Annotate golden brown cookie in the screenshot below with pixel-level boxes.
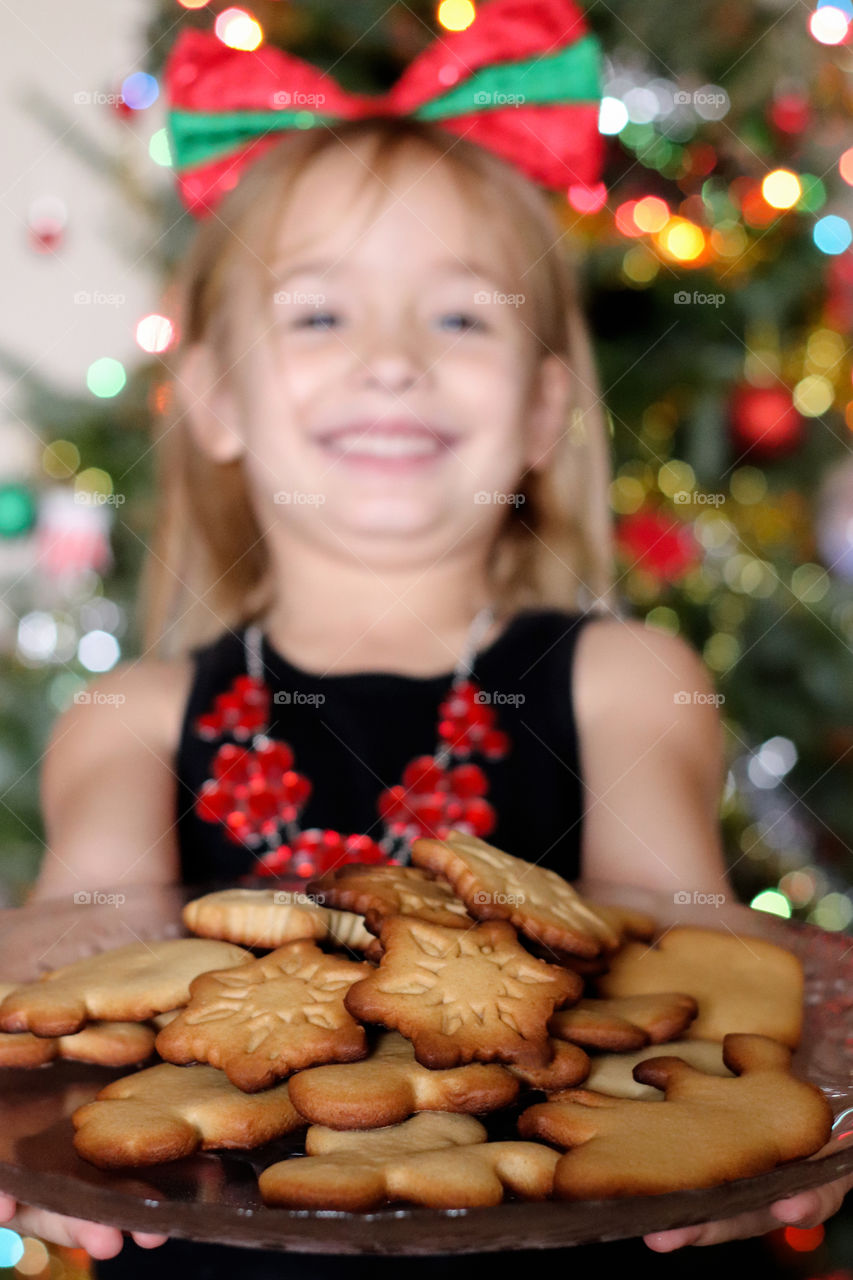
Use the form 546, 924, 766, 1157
155, 940, 371, 1091
344, 916, 581, 1070
518, 1033, 832, 1198
258, 1112, 559, 1209
584, 1039, 732, 1100
72, 1062, 305, 1168
587, 901, 657, 943
596, 927, 804, 1047
182, 888, 373, 952
548, 994, 698, 1051
0, 940, 252, 1037
287, 1030, 520, 1128
507, 1039, 591, 1092
411, 831, 620, 958
0, 982, 157, 1067
307, 864, 472, 934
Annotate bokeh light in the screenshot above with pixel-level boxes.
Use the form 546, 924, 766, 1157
437, 0, 476, 30
761, 169, 801, 209
121, 72, 159, 111
78, 630, 121, 674
809, 5, 850, 42
813, 214, 852, 254
86, 358, 126, 399
598, 96, 629, 134
136, 314, 175, 354
658, 217, 705, 261
215, 7, 264, 50
750, 889, 791, 918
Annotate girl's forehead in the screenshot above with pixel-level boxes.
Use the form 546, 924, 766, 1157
270, 142, 506, 279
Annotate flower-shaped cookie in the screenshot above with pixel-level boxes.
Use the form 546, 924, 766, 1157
344, 917, 581, 1069
411, 831, 620, 958
307, 864, 472, 934
155, 940, 370, 1091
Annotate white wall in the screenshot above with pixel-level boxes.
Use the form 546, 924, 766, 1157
0, 0, 167, 406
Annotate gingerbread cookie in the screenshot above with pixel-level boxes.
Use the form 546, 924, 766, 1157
307, 864, 472, 934
518, 1033, 832, 1198
597, 927, 804, 1047
548, 994, 698, 1051
259, 1112, 558, 1210
182, 888, 373, 952
411, 831, 620, 958
0, 980, 158, 1068
507, 1039, 591, 1092
73, 1062, 305, 1168
584, 1039, 731, 1100
288, 1030, 520, 1127
344, 917, 581, 1070
155, 940, 370, 1091
0, 940, 252, 1037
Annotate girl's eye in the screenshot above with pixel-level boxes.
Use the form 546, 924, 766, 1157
438, 312, 484, 333
293, 311, 340, 329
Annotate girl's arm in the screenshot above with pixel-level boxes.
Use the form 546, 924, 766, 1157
27, 658, 193, 904
573, 618, 731, 896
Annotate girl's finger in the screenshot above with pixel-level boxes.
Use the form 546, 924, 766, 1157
643, 1225, 703, 1251
770, 1185, 844, 1229
0, 1195, 16, 1222
131, 1232, 169, 1248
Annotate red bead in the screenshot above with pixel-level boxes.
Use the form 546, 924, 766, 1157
444, 798, 465, 823
293, 829, 325, 852
246, 786, 278, 821
255, 739, 295, 775
281, 771, 311, 808
462, 797, 495, 836
343, 834, 385, 863
256, 844, 292, 875
225, 810, 252, 841
448, 764, 488, 797
481, 729, 509, 759
212, 744, 253, 782
410, 792, 446, 827
195, 783, 230, 823
378, 785, 410, 821
401, 756, 445, 793
194, 712, 223, 739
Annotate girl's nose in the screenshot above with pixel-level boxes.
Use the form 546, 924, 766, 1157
358, 342, 423, 394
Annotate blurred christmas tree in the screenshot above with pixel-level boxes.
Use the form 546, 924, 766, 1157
2, 0, 853, 934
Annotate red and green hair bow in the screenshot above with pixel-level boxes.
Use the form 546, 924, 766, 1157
164, 0, 604, 218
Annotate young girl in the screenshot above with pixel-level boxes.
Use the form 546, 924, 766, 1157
2, 80, 850, 1280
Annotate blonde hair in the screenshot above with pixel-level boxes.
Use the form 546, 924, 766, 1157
142, 117, 618, 657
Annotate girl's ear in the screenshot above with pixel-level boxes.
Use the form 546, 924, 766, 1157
174, 342, 245, 464
524, 353, 573, 473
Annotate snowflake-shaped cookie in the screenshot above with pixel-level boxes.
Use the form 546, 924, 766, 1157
344, 917, 581, 1069
411, 831, 621, 958
155, 940, 370, 1091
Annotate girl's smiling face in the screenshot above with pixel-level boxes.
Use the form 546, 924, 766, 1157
195, 135, 570, 568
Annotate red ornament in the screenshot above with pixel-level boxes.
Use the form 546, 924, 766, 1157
617, 509, 700, 582
729, 384, 803, 456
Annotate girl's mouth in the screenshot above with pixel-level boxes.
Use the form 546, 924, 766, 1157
313, 420, 459, 471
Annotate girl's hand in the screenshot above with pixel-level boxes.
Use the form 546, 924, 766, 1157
643, 1170, 853, 1250
0, 1193, 168, 1259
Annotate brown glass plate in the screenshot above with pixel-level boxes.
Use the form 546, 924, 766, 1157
0, 880, 851, 1254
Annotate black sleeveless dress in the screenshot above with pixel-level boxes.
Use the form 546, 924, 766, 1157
96, 607, 777, 1279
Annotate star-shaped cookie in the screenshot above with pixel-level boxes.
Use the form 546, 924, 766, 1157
307, 864, 472, 934
155, 940, 370, 1091
343, 917, 581, 1069
411, 831, 621, 958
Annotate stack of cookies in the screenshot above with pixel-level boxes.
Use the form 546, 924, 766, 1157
0, 833, 833, 1211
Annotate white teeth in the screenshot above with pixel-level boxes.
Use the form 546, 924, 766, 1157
322, 432, 442, 457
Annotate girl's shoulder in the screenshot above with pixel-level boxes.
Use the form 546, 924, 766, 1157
72, 655, 196, 757
573, 614, 718, 724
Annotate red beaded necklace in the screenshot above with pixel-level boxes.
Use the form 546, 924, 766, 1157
192, 606, 512, 880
